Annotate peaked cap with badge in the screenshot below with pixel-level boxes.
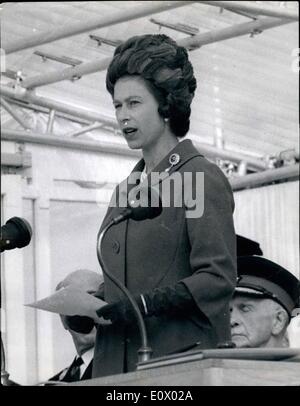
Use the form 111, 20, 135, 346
235, 255, 300, 316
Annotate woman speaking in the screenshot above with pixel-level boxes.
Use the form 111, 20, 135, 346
79, 34, 237, 377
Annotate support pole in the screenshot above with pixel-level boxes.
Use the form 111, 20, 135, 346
230, 164, 299, 191
3, 1, 193, 54
200, 1, 299, 21
46, 109, 56, 133
0, 97, 32, 130
20, 16, 295, 89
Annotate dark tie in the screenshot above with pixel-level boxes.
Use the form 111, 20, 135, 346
62, 356, 84, 382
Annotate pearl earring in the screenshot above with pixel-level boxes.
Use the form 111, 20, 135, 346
164, 117, 169, 123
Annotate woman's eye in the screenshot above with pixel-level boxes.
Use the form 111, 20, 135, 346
114, 104, 121, 110
129, 100, 139, 106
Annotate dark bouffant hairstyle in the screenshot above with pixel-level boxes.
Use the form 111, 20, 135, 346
106, 34, 197, 138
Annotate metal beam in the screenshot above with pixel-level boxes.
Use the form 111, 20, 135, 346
1, 124, 267, 171
3, 98, 91, 125
149, 18, 199, 35
33, 50, 82, 67
46, 109, 56, 133
0, 97, 32, 130
0, 86, 275, 171
3, 1, 193, 54
230, 164, 299, 191
178, 16, 294, 50
20, 16, 294, 89
201, 1, 299, 20
1, 128, 141, 158
225, 8, 257, 21
66, 122, 104, 138
89, 35, 121, 48
21, 56, 112, 89
0, 85, 118, 128
1, 86, 268, 170
191, 139, 266, 171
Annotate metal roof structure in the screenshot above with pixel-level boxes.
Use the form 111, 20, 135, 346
1, 1, 299, 179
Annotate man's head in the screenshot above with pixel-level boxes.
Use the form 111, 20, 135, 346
56, 269, 103, 356
230, 256, 299, 348
230, 294, 289, 348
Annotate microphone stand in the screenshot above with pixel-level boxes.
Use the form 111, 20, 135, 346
1, 250, 10, 385
96, 217, 153, 363
1, 276, 19, 385
1, 335, 10, 385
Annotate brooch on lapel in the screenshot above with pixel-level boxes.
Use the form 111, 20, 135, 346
165, 153, 181, 173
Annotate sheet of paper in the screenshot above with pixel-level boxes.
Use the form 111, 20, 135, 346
25, 285, 107, 323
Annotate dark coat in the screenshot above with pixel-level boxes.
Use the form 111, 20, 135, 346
93, 139, 237, 377
49, 359, 93, 382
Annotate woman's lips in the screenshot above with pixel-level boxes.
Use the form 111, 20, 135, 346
123, 127, 137, 133
123, 128, 138, 137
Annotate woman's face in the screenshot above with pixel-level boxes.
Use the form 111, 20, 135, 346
113, 75, 167, 151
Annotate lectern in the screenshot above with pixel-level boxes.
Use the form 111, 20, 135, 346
67, 348, 300, 386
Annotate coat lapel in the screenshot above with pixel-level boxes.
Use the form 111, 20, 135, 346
139, 139, 203, 187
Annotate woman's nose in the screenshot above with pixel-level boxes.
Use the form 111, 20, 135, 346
117, 106, 130, 124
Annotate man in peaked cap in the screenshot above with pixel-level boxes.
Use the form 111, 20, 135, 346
230, 256, 300, 348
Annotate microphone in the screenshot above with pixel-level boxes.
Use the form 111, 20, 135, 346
0, 217, 32, 253
97, 187, 162, 363
112, 186, 162, 224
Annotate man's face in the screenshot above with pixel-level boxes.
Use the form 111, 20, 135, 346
230, 295, 275, 348
69, 328, 97, 355
60, 315, 97, 355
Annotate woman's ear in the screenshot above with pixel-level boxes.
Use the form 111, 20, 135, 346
158, 104, 169, 120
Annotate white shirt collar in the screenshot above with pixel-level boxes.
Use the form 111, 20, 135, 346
80, 347, 94, 367
78, 347, 94, 378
